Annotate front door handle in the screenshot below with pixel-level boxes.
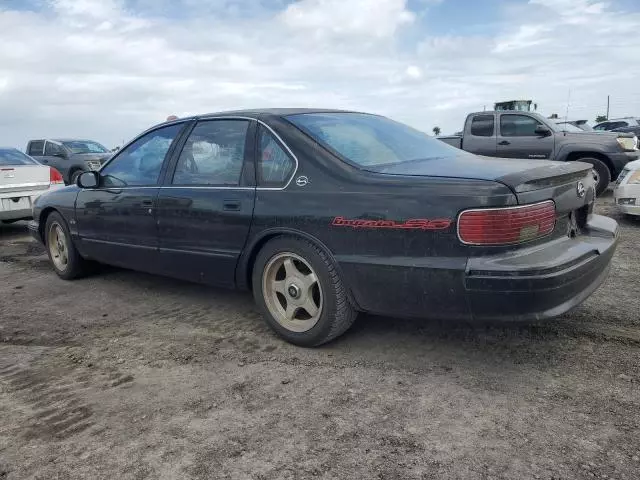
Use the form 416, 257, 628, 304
498, 140, 511, 146
141, 200, 153, 207
223, 200, 241, 211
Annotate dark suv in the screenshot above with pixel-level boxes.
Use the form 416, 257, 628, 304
26, 139, 112, 185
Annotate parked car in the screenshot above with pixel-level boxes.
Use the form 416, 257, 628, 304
30, 109, 618, 346
0, 147, 65, 223
593, 117, 640, 131
614, 159, 640, 216
612, 125, 640, 137
556, 120, 593, 131
439, 111, 639, 195
26, 138, 112, 185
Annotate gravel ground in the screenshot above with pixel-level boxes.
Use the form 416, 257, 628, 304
0, 192, 639, 480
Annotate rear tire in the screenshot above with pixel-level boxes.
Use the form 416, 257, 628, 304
252, 236, 357, 347
576, 157, 611, 196
45, 212, 89, 280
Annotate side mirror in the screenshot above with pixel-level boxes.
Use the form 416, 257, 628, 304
77, 171, 99, 189
535, 125, 551, 136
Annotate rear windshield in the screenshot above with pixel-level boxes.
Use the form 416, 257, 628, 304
286, 112, 461, 168
0, 149, 38, 166
62, 141, 108, 154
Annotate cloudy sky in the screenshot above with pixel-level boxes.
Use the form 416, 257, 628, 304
1, 0, 640, 149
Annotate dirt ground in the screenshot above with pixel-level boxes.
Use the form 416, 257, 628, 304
0, 192, 639, 480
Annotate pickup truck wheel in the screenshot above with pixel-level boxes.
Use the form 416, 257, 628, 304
70, 170, 83, 185
576, 157, 610, 195
252, 236, 357, 347
45, 212, 89, 280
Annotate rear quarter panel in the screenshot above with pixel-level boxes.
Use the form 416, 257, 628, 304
243, 117, 517, 318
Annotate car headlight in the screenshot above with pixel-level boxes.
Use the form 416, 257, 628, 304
627, 170, 640, 184
617, 136, 638, 151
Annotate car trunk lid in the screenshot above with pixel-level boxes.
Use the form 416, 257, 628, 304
0, 165, 51, 195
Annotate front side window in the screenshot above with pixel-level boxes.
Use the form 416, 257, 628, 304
286, 112, 462, 169
0, 149, 38, 166
257, 125, 295, 186
470, 115, 494, 137
100, 123, 183, 187
62, 140, 109, 154
28, 141, 44, 156
500, 115, 542, 137
45, 142, 64, 156
172, 120, 249, 186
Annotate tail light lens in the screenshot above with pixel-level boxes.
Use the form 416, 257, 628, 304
49, 167, 64, 184
458, 200, 556, 246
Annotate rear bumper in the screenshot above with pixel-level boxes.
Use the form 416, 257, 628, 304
464, 214, 617, 321
339, 214, 618, 321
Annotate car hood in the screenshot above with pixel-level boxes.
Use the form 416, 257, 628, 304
558, 130, 633, 141
368, 154, 592, 193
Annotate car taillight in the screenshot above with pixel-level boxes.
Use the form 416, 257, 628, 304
49, 167, 64, 184
458, 200, 556, 246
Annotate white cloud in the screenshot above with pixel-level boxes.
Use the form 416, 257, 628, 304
0, 0, 639, 148
279, 0, 415, 39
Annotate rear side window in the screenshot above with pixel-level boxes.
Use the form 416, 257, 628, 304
470, 115, 494, 137
257, 125, 295, 187
0, 149, 38, 166
500, 114, 541, 137
610, 121, 628, 129
28, 141, 44, 156
172, 120, 249, 186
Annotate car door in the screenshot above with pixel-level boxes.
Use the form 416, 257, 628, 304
463, 114, 497, 156
496, 114, 555, 159
41, 141, 69, 178
155, 118, 256, 287
75, 122, 186, 272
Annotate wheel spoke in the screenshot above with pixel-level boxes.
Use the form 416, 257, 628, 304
301, 297, 319, 317
273, 280, 286, 295
283, 258, 297, 278
301, 272, 318, 291
284, 303, 297, 320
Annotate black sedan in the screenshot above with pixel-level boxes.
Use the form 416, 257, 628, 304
30, 109, 618, 346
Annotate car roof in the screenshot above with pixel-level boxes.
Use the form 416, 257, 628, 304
196, 107, 363, 119
51, 138, 97, 142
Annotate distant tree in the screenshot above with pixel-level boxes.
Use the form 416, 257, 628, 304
432, 126, 441, 136
595, 115, 608, 123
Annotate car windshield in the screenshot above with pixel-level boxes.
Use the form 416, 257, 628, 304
0, 148, 38, 166
286, 112, 463, 168
62, 140, 108, 154
555, 122, 585, 133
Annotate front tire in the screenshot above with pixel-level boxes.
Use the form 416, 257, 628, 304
70, 170, 83, 186
45, 212, 88, 280
252, 237, 357, 347
577, 157, 611, 196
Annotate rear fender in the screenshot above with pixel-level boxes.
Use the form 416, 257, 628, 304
236, 227, 362, 310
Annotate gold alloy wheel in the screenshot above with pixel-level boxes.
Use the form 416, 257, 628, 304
261, 252, 323, 333
48, 223, 69, 272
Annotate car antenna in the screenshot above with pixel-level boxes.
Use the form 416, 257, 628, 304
563, 89, 571, 134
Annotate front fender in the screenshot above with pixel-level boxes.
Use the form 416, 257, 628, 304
554, 142, 614, 162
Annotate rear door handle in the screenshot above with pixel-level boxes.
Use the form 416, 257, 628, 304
223, 200, 241, 211
498, 140, 511, 146
141, 200, 153, 207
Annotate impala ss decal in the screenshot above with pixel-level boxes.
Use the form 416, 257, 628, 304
331, 216, 452, 230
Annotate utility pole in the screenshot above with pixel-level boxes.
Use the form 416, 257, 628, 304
606, 95, 610, 119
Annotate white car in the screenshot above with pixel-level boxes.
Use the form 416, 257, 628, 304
614, 159, 640, 216
0, 147, 65, 224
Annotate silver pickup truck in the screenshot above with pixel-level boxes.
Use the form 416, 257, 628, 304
439, 111, 639, 195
